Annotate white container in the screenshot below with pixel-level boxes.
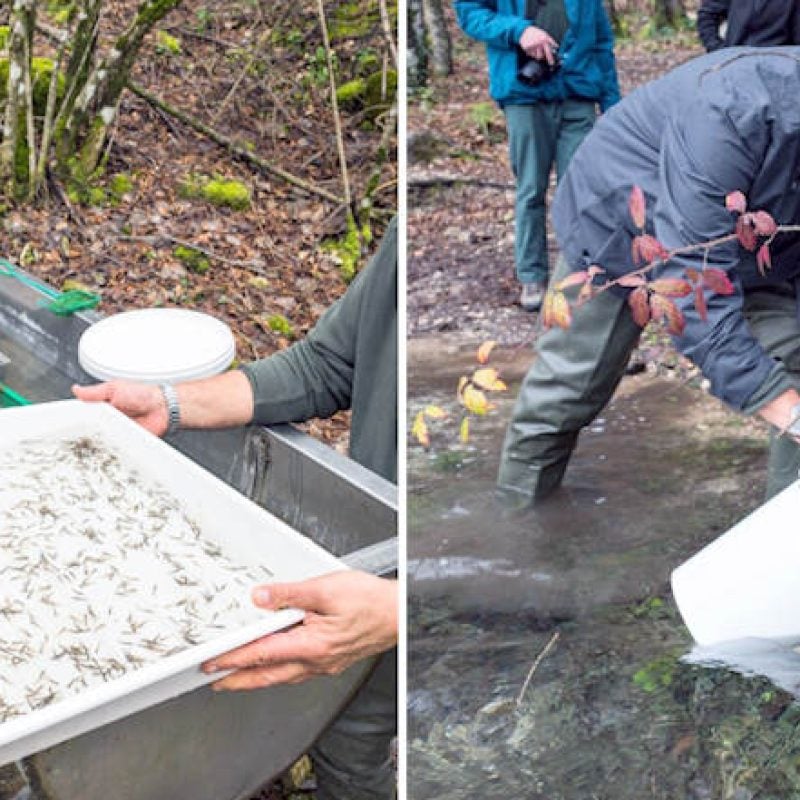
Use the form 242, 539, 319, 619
671, 480, 800, 645
78, 308, 235, 383
0, 399, 344, 766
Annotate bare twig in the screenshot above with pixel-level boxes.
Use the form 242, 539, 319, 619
379, 0, 398, 67
118, 234, 268, 274
515, 630, 560, 707
128, 81, 343, 205
315, 0, 353, 213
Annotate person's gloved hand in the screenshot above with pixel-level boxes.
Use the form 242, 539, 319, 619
72, 381, 168, 436
202, 570, 398, 690
519, 25, 557, 64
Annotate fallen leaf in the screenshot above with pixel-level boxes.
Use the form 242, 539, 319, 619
459, 417, 470, 444
472, 368, 507, 392
476, 341, 497, 365
411, 411, 430, 447
424, 405, 448, 420
461, 384, 491, 416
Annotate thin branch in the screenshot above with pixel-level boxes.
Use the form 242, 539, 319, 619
118, 234, 268, 274
516, 631, 560, 707
378, 0, 398, 67
315, 0, 353, 211
128, 81, 344, 206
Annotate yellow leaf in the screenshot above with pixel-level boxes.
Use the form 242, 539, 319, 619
476, 340, 497, 365
460, 417, 470, 444
411, 411, 430, 447
461, 384, 491, 416
424, 405, 448, 420
472, 368, 507, 393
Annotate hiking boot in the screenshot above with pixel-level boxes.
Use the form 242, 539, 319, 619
520, 281, 546, 312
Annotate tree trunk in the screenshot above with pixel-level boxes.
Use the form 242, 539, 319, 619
57, 0, 182, 179
407, 0, 428, 88
652, 0, 686, 28
0, 0, 36, 198
423, 0, 452, 77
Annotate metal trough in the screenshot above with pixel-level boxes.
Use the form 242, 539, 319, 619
0, 268, 397, 800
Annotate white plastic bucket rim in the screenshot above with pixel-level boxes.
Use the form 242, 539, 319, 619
78, 308, 235, 384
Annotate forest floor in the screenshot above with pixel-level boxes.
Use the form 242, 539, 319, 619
1, 0, 397, 451
408, 13, 703, 379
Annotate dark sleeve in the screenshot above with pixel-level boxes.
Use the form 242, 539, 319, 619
652, 105, 783, 411
454, 0, 531, 50
241, 249, 372, 425
696, 0, 730, 51
595, 4, 621, 112
793, 2, 800, 44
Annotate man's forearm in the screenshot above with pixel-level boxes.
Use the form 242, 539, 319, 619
174, 370, 255, 430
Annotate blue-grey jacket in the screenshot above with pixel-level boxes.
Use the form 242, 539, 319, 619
552, 48, 800, 412
454, 0, 620, 110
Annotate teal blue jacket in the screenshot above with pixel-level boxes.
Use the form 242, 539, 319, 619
454, 0, 621, 110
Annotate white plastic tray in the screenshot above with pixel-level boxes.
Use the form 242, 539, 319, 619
0, 399, 344, 766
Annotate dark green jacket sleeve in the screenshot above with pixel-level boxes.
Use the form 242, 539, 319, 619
240, 219, 398, 482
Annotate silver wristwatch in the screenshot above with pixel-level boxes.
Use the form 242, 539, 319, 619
160, 383, 181, 436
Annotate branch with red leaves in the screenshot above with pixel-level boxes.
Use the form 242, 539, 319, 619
542, 187, 800, 336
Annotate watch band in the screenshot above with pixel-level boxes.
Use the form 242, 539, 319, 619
160, 383, 181, 436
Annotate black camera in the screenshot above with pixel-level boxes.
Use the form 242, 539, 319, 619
517, 46, 561, 87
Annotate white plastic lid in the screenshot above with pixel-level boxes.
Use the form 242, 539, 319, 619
78, 308, 236, 384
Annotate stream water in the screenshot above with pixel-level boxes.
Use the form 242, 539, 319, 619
408, 342, 800, 800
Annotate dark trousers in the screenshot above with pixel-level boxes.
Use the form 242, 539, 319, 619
504, 100, 596, 285
311, 649, 397, 800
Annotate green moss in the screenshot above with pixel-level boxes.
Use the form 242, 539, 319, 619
0, 26, 9, 51
364, 70, 397, 120
174, 245, 210, 274
156, 30, 181, 55
267, 314, 294, 337
109, 173, 134, 201
322, 214, 371, 282
336, 78, 366, 108
180, 174, 251, 211
0, 57, 66, 114
632, 655, 679, 693
331, 1, 397, 40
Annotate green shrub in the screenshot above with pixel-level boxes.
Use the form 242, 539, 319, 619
267, 314, 294, 337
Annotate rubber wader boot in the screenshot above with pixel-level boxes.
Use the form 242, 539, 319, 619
497, 256, 642, 504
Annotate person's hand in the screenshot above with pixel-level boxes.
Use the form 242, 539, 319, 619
202, 570, 398, 691
72, 381, 168, 436
519, 26, 556, 64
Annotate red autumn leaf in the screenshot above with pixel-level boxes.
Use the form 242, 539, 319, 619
555, 270, 588, 291
702, 268, 735, 295
751, 210, 777, 236
735, 216, 758, 251
684, 267, 700, 284
629, 185, 646, 230
618, 273, 647, 288
694, 284, 708, 322
549, 290, 572, 329
628, 286, 650, 327
649, 278, 692, 297
725, 190, 747, 215
650, 293, 685, 336
756, 243, 772, 276
637, 234, 670, 264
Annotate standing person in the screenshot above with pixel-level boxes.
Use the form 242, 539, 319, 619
497, 49, 800, 505
697, 0, 800, 52
454, 0, 620, 312
74, 219, 398, 800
